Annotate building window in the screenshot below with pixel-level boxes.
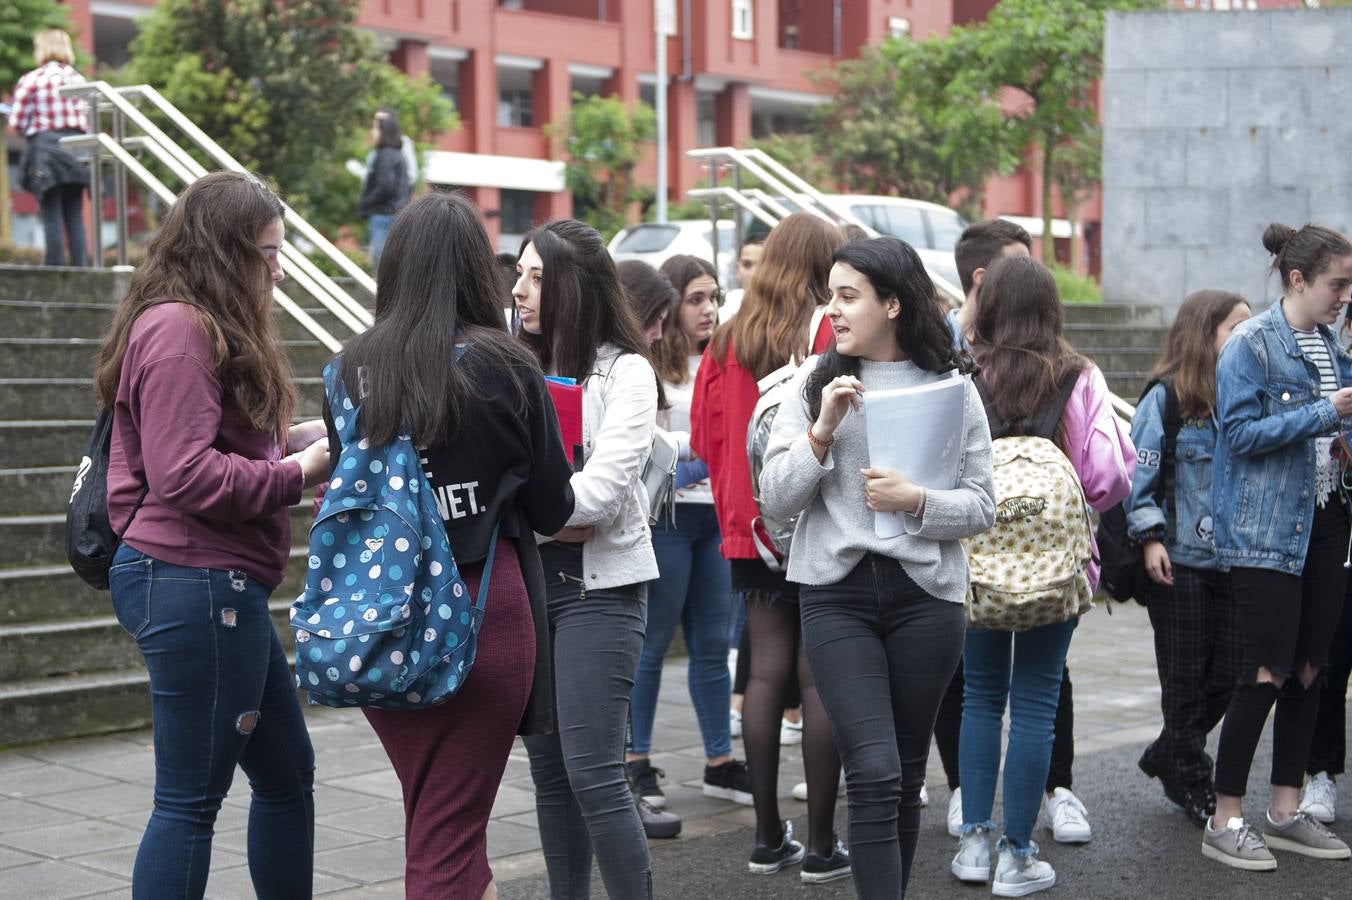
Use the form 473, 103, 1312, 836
888, 17, 911, 40
731, 0, 753, 41
697, 92, 716, 148
499, 189, 535, 241
497, 67, 535, 127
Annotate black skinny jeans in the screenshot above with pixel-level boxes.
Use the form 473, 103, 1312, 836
800, 555, 964, 900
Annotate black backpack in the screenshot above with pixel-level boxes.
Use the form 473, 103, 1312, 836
66, 410, 144, 590
1096, 378, 1180, 605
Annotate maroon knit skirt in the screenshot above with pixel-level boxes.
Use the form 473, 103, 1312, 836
363, 539, 535, 900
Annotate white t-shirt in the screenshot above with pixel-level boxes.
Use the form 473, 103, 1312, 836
1293, 327, 1339, 507
658, 356, 713, 504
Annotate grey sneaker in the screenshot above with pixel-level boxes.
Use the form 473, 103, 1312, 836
1201, 816, 1277, 871
1262, 810, 1351, 860
951, 825, 992, 883
991, 838, 1055, 897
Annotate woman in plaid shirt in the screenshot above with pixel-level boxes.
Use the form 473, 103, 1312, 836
8, 29, 89, 266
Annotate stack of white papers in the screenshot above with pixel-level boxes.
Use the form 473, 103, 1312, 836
861, 373, 968, 538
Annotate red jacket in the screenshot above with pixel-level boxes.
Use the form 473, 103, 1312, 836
691, 338, 761, 560
691, 323, 834, 561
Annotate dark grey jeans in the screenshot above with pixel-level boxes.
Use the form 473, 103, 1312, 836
800, 554, 965, 900
524, 546, 651, 899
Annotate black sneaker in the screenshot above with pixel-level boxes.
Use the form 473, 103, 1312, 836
626, 759, 667, 809
636, 795, 682, 839
748, 819, 806, 874
801, 837, 851, 884
1182, 781, 1217, 829
704, 758, 753, 806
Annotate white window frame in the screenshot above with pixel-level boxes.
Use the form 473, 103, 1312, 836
731, 0, 754, 41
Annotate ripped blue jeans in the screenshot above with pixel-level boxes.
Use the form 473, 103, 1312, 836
110, 544, 315, 899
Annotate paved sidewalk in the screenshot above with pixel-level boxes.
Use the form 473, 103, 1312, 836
0, 601, 1284, 898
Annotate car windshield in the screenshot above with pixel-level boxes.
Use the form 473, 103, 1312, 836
615, 225, 678, 254
928, 209, 967, 252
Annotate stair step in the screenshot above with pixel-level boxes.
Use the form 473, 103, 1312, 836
0, 466, 77, 516
0, 557, 310, 625
1062, 303, 1166, 327
0, 264, 133, 304
0, 299, 115, 339
1081, 348, 1166, 374
0, 506, 317, 568
0, 600, 296, 682
1065, 324, 1171, 352
0, 669, 152, 744
0, 338, 335, 380
0, 421, 91, 475
0, 377, 324, 422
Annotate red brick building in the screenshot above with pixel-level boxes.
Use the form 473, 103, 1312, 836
13, 0, 1301, 257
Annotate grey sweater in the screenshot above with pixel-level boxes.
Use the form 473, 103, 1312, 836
759, 358, 995, 603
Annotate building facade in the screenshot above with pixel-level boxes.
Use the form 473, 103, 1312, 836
9, 0, 1305, 256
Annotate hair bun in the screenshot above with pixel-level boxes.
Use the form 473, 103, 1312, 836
1262, 223, 1297, 257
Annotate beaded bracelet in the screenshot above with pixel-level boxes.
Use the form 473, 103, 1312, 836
807, 424, 833, 448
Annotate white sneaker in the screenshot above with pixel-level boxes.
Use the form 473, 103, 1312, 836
920, 783, 929, 808
1299, 771, 1337, 824
992, 839, 1056, 897
950, 825, 992, 882
1044, 787, 1092, 844
780, 717, 803, 745
791, 771, 847, 803
947, 787, 963, 838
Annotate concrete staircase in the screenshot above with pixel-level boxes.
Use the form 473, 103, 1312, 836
1063, 302, 1170, 404
0, 265, 363, 745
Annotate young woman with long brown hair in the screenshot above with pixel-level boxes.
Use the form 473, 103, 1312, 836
627, 255, 752, 821
513, 218, 661, 899
96, 172, 331, 899
953, 256, 1133, 896
1129, 290, 1251, 828
691, 212, 848, 881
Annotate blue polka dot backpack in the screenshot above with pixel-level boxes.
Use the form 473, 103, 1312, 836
290, 356, 498, 709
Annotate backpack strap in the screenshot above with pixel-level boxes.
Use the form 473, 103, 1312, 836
1028, 370, 1081, 442
975, 370, 1079, 441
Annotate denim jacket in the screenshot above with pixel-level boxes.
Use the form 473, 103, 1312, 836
1126, 381, 1223, 571
1213, 302, 1352, 574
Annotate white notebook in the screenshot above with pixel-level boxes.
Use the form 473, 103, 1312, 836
861, 372, 968, 538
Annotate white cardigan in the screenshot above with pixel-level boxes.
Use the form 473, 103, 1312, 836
565, 343, 660, 589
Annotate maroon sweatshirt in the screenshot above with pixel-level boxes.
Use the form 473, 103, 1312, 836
107, 303, 304, 588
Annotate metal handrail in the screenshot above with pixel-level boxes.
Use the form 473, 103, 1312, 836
62, 132, 343, 353
59, 80, 372, 341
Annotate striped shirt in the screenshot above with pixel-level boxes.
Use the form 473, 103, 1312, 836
8, 62, 89, 137
1293, 328, 1339, 505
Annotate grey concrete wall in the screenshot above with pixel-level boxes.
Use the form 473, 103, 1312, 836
1102, 9, 1352, 314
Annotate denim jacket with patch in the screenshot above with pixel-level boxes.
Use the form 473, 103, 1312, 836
1213, 303, 1352, 574
1126, 381, 1223, 571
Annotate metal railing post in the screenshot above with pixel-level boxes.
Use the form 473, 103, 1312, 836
111, 104, 129, 266
87, 91, 103, 269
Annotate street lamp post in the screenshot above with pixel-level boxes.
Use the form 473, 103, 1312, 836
655, 0, 674, 223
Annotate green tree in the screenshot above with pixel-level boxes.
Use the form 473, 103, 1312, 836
809, 41, 1022, 217
1, 0, 82, 243
120, 0, 455, 233
550, 93, 656, 240
947, 0, 1162, 263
